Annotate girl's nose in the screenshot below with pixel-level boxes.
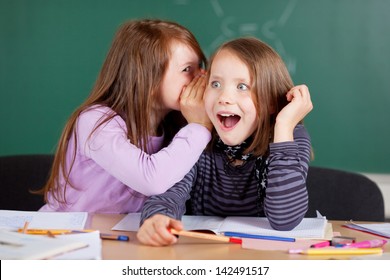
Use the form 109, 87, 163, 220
218, 90, 234, 105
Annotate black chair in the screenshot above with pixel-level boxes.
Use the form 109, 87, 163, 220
0, 154, 53, 211
305, 166, 385, 221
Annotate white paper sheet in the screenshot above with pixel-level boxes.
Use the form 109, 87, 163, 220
344, 222, 390, 238
53, 231, 102, 260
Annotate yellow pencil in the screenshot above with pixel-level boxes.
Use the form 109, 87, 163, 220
170, 229, 241, 244
17, 229, 95, 235
289, 247, 383, 255
22, 221, 30, 234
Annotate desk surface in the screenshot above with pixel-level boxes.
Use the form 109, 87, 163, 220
90, 214, 389, 260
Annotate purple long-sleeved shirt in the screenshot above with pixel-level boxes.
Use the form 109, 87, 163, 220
39, 106, 211, 213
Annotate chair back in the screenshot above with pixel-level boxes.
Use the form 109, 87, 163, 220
306, 166, 385, 221
0, 154, 53, 211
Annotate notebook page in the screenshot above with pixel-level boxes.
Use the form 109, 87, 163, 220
218, 216, 327, 239
111, 213, 141, 231
181, 216, 224, 233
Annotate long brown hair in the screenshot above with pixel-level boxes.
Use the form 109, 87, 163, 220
40, 19, 206, 203
207, 37, 294, 156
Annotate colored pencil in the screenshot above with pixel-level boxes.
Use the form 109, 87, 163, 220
223, 231, 295, 242
170, 229, 242, 244
289, 247, 383, 255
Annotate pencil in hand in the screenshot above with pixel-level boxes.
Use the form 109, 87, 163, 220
170, 229, 241, 244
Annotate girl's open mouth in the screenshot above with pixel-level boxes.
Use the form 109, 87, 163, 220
218, 113, 241, 129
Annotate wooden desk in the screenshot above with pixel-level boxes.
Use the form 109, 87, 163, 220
90, 214, 389, 260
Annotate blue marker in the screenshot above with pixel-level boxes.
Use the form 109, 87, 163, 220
100, 233, 129, 241
223, 232, 295, 242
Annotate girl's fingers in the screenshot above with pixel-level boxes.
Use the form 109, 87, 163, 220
137, 215, 182, 246
287, 85, 312, 106
180, 75, 200, 99
181, 74, 206, 100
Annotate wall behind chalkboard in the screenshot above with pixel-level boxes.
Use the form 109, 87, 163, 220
1, 0, 389, 173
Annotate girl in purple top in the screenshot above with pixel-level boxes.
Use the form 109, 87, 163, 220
39, 19, 212, 213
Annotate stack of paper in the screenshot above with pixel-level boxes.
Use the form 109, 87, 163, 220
0, 229, 88, 260
0, 210, 102, 259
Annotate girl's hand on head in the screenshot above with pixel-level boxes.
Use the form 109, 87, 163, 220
284, 84, 313, 121
274, 84, 313, 143
136, 214, 183, 246
180, 74, 213, 132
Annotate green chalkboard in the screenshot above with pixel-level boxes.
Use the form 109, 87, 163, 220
1, 0, 389, 173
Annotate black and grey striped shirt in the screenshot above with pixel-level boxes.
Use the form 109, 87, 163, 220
140, 124, 311, 231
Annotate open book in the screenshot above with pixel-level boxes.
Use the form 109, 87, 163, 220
112, 213, 328, 239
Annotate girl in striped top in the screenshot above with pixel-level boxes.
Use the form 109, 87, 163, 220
137, 37, 313, 246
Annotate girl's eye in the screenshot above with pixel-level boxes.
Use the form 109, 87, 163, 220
182, 66, 191, 72
211, 81, 221, 88
238, 83, 250, 91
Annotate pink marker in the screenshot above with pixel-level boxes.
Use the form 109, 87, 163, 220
343, 239, 387, 248
310, 241, 331, 248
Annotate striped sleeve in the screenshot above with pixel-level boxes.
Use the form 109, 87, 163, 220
139, 165, 197, 225
264, 124, 311, 231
